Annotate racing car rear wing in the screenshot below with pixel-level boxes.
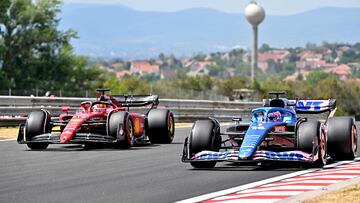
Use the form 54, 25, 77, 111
114, 95, 159, 108
289, 99, 336, 114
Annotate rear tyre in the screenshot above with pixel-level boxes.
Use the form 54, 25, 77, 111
147, 109, 175, 144
108, 112, 134, 149
297, 121, 326, 168
189, 120, 221, 169
328, 117, 357, 160
25, 111, 50, 150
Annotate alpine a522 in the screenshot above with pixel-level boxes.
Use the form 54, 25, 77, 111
18, 89, 175, 150
182, 92, 357, 168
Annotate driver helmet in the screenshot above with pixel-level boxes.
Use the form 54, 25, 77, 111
92, 103, 106, 113
268, 111, 282, 122
254, 111, 265, 122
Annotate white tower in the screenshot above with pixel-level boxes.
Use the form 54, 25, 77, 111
245, 1, 265, 84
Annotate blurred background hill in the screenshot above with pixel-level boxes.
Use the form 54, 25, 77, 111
60, 4, 360, 58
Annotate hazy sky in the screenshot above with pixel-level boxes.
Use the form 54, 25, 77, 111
63, 0, 360, 15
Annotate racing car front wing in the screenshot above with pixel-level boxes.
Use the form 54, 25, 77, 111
182, 141, 314, 163
17, 124, 117, 144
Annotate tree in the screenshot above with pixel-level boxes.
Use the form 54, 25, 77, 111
259, 43, 271, 53
322, 41, 337, 50
193, 53, 207, 61
0, 0, 102, 91
305, 42, 317, 50
266, 59, 283, 73
217, 76, 248, 100
104, 76, 151, 95
340, 51, 360, 64
306, 71, 330, 85
229, 48, 245, 58
282, 62, 296, 76
158, 53, 165, 61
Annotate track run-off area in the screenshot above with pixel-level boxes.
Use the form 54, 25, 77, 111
1, 124, 359, 203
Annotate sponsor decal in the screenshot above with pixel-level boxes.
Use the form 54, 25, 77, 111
297, 101, 324, 111
71, 118, 83, 123
63, 130, 71, 135
251, 126, 265, 130
92, 116, 103, 120
194, 151, 231, 160
246, 134, 261, 137
80, 114, 89, 119
263, 151, 305, 160
274, 125, 286, 132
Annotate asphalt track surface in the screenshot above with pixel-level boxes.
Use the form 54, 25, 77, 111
1, 123, 359, 203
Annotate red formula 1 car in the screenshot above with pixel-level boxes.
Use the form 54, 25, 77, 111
17, 89, 175, 150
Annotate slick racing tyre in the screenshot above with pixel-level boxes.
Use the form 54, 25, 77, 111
108, 111, 134, 149
147, 109, 175, 144
297, 121, 326, 168
327, 117, 357, 160
189, 119, 221, 169
25, 111, 51, 150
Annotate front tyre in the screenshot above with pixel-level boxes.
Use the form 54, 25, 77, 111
147, 109, 175, 144
189, 119, 221, 169
25, 111, 51, 150
108, 111, 134, 149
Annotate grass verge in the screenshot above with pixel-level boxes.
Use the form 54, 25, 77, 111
0, 127, 18, 140
303, 183, 360, 203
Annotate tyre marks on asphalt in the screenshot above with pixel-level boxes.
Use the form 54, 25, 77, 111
201, 160, 360, 203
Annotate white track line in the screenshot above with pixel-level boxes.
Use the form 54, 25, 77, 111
0, 139, 16, 142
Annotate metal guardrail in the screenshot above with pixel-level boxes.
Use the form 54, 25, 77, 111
0, 96, 262, 126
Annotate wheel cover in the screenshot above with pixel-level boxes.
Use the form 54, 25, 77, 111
168, 115, 174, 138
128, 120, 134, 146
319, 130, 327, 165
352, 125, 358, 153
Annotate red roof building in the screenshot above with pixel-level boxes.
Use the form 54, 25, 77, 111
160, 69, 177, 79
258, 50, 290, 63
296, 60, 327, 69
325, 64, 352, 78
257, 50, 290, 72
116, 70, 131, 78
187, 61, 213, 76
130, 61, 160, 76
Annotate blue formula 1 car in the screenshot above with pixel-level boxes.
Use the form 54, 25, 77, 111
182, 92, 358, 168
